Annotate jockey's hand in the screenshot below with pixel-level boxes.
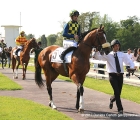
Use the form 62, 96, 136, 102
74, 35, 79, 41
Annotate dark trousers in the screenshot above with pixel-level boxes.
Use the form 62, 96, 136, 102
126, 66, 130, 76
109, 73, 123, 111
98, 64, 105, 74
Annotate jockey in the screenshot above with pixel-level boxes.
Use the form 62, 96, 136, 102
15, 31, 28, 56
60, 10, 81, 61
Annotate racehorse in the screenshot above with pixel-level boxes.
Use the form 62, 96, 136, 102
0, 48, 7, 69
35, 25, 107, 113
11, 38, 38, 80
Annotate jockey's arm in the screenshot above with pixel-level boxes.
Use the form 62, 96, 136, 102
62, 23, 74, 38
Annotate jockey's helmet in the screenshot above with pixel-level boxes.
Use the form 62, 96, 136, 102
111, 39, 121, 48
20, 31, 25, 35
69, 10, 79, 17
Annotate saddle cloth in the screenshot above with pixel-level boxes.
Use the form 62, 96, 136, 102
51, 47, 73, 63
13, 49, 21, 56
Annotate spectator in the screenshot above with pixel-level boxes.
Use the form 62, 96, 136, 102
5, 46, 12, 68
125, 48, 133, 78
31, 41, 43, 65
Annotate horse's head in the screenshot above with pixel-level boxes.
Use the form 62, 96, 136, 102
25, 38, 38, 49
79, 25, 108, 52
92, 24, 107, 51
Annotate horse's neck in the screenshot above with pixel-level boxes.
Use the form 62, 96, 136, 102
22, 45, 32, 54
78, 42, 92, 58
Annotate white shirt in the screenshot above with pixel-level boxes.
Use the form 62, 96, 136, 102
126, 53, 133, 60
94, 51, 134, 73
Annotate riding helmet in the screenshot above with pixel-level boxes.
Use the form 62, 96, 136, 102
69, 10, 79, 17
111, 39, 121, 47
20, 31, 25, 35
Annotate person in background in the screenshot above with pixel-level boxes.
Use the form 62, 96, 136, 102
60, 10, 81, 62
94, 39, 135, 114
0, 39, 7, 49
5, 46, 12, 68
15, 31, 28, 56
132, 48, 140, 71
125, 48, 133, 78
31, 41, 43, 65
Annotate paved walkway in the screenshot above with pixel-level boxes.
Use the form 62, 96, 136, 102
0, 68, 140, 120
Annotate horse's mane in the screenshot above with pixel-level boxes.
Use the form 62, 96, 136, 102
22, 40, 30, 50
79, 28, 97, 41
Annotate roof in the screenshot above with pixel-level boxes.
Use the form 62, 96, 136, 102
1, 25, 22, 27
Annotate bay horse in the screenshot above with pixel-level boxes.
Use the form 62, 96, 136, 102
0, 47, 7, 69
35, 25, 107, 113
11, 38, 38, 80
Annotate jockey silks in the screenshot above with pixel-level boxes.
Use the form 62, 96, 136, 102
15, 36, 27, 45
63, 21, 80, 40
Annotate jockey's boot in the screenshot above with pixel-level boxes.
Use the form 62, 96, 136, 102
60, 46, 77, 61
15, 48, 21, 56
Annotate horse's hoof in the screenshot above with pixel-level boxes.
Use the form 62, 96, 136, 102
49, 102, 51, 107
78, 109, 84, 113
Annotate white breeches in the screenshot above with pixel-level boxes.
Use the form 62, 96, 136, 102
63, 40, 78, 49
17, 45, 23, 49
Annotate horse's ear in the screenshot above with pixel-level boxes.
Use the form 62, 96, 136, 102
100, 24, 102, 29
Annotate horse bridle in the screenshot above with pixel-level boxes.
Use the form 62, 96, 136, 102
82, 29, 105, 50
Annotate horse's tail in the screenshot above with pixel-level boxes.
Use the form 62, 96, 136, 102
35, 60, 44, 88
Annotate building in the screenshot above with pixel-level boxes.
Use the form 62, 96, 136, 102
1, 25, 22, 47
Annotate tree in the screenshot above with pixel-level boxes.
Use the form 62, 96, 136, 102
47, 34, 57, 46
54, 32, 63, 47
41, 35, 47, 48
25, 34, 35, 40
116, 16, 140, 50
78, 12, 100, 33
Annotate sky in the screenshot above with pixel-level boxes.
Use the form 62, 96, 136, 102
0, 0, 140, 38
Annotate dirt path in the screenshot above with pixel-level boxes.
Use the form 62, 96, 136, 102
0, 68, 140, 120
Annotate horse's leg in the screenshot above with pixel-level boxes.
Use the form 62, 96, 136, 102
22, 63, 25, 80
78, 83, 84, 113
14, 58, 20, 79
76, 85, 80, 110
43, 68, 59, 109
22, 63, 28, 80
12, 56, 16, 79
71, 75, 85, 113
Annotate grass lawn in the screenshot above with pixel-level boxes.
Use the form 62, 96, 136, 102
27, 66, 140, 104
0, 72, 22, 90
0, 96, 72, 120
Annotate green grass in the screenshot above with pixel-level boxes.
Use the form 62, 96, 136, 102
27, 66, 140, 104
0, 96, 72, 120
0, 73, 22, 90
